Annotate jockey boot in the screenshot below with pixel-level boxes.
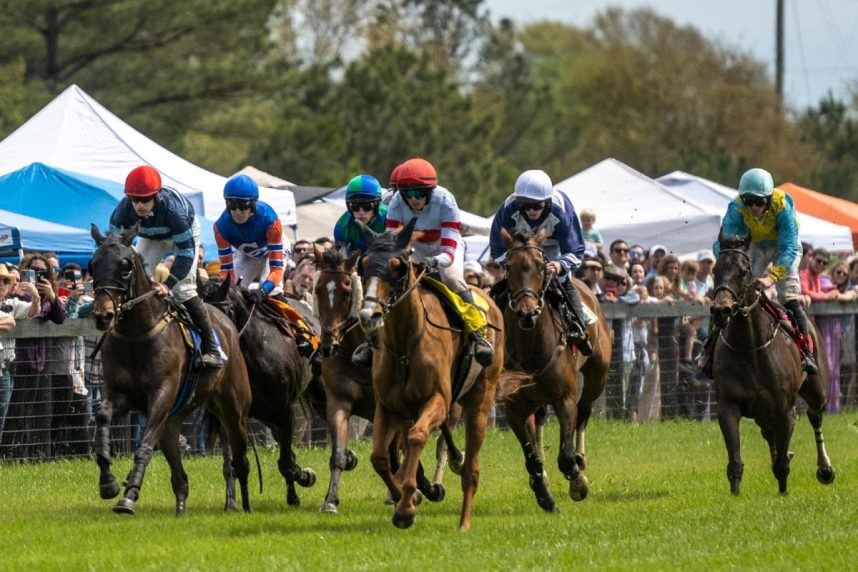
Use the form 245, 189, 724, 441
351, 332, 376, 368
562, 282, 593, 356
785, 300, 819, 375
696, 316, 718, 380
457, 288, 495, 367
183, 296, 224, 369
295, 334, 315, 359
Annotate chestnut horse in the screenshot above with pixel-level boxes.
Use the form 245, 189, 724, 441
499, 229, 611, 511
89, 226, 252, 515
200, 278, 318, 506
712, 236, 835, 494
356, 220, 505, 531
312, 245, 451, 513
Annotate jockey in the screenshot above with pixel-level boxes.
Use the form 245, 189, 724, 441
700, 167, 818, 376
489, 169, 592, 355
333, 174, 388, 255
351, 158, 495, 368
213, 175, 313, 358
109, 165, 223, 368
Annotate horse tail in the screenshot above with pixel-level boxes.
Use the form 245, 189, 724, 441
249, 431, 263, 495
495, 370, 534, 402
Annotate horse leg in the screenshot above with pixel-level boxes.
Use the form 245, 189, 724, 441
221, 408, 251, 512
717, 401, 743, 495
113, 394, 173, 514
507, 398, 556, 512
321, 403, 351, 513
370, 405, 403, 507
393, 394, 446, 529
578, 355, 610, 469
218, 420, 237, 512
159, 418, 189, 516
458, 391, 491, 531
435, 403, 464, 481
277, 415, 300, 507
799, 373, 836, 484
94, 396, 125, 500
554, 395, 588, 502
771, 413, 794, 494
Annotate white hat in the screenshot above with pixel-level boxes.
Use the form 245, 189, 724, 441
514, 169, 553, 201
697, 249, 715, 262
648, 244, 667, 257
463, 261, 483, 274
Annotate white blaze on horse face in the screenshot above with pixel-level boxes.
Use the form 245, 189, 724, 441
359, 277, 379, 323
326, 280, 335, 309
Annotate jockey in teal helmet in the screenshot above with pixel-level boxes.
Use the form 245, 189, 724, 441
333, 174, 388, 255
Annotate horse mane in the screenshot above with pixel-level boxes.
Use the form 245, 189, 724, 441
364, 233, 402, 278
719, 234, 749, 252
320, 246, 348, 268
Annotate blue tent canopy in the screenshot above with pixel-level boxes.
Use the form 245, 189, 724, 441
0, 162, 218, 265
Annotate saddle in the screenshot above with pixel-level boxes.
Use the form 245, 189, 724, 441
258, 295, 320, 353
759, 295, 814, 354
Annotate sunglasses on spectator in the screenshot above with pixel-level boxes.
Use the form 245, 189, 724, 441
629, 251, 644, 258
401, 187, 431, 200
348, 201, 378, 213
293, 247, 308, 254
612, 247, 630, 254
129, 196, 155, 204
63, 271, 82, 280
741, 195, 768, 208
226, 199, 254, 211
814, 257, 829, 264
0, 278, 10, 285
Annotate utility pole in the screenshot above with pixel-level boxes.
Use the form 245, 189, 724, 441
776, 0, 785, 101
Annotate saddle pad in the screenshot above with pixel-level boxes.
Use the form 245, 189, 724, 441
264, 298, 320, 350
170, 323, 226, 417
760, 297, 812, 353
422, 277, 488, 335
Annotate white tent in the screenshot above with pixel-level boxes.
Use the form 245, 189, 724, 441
0, 85, 297, 225
555, 159, 723, 254
658, 171, 854, 252
295, 201, 345, 241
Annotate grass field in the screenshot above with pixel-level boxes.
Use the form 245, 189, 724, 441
1, 412, 857, 571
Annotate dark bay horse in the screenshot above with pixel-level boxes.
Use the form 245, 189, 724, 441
499, 229, 612, 511
712, 236, 835, 494
356, 220, 507, 531
312, 245, 449, 513
200, 278, 318, 506
89, 226, 252, 515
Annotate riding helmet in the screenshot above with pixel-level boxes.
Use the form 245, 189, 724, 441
346, 174, 382, 201
124, 166, 162, 198
738, 168, 774, 198
224, 174, 260, 201
514, 169, 553, 201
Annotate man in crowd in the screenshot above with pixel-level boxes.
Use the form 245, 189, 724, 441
694, 250, 715, 299
608, 239, 631, 271
645, 245, 667, 280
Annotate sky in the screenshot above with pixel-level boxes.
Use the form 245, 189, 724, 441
486, 0, 858, 110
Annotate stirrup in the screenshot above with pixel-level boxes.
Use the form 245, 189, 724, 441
472, 335, 495, 367
801, 352, 819, 375
201, 351, 224, 369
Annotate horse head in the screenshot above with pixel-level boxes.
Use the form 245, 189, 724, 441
89, 223, 141, 330
313, 245, 361, 357
356, 217, 418, 333
712, 234, 754, 328
200, 274, 236, 317
500, 227, 549, 330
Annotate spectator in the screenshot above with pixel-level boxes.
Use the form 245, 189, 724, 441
848, 258, 858, 290
463, 261, 484, 288
289, 257, 316, 304
827, 262, 856, 413
629, 244, 646, 264
799, 241, 814, 271
292, 240, 311, 266
581, 258, 604, 299
801, 249, 841, 413
0, 264, 36, 441
1, 254, 65, 459
657, 255, 692, 301
645, 245, 667, 280
680, 260, 706, 303
314, 236, 334, 252
579, 208, 603, 252
603, 265, 639, 419
646, 275, 673, 304
800, 248, 838, 302
629, 261, 647, 287
695, 250, 716, 300
608, 240, 631, 270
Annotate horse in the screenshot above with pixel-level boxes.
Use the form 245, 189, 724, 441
712, 235, 835, 494
356, 219, 507, 531
89, 225, 253, 515
498, 229, 612, 511
312, 244, 452, 513
200, 277, 318, 506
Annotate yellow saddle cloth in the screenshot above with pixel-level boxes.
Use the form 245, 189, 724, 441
264, 298, 320, 350
422, 277, 488, 336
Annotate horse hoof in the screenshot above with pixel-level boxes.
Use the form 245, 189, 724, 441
449, 454, 465, 476
320, 502, 339, 514
113, 498, 136, 515
287, 491, 300, 507
298, 468, 317, 488
344, 450, 359, 471
413, 489, 424, 506
224, 501, 239, 512
569, 474, 589, 502
427, 484, 446, 503
816, 466, 836, 485
100, 478, 120, 500
529, 476, 557, 513
176, 500, 186, 517
392, 511, 415, 529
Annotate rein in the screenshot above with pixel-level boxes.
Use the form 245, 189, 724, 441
505, 245, 550, 314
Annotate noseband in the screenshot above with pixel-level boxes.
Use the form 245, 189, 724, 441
713, 248, 760, 318
505, 245, 549, 314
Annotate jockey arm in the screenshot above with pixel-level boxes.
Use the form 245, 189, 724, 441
712, 200, 750, 257
771, 202, 800, 282
214, 223, 235, 283
262, 218, 285, 294
489, 200, 513, 263
163, 211, 195, 290
555, 193, 585, 277
435, 193, 461, 268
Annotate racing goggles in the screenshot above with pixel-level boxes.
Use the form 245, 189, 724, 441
515, 198, 548, 212
226, 199, 255, 212
400, 186, 432, 200
347, 200, 379, 213
740, 194, 769, 208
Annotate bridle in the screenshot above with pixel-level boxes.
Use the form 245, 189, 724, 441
364, 255, 426, 318
505, 245, 550, 315
315, 267, 361, 349
712, 248, 760, 318
92, 255, 159, 323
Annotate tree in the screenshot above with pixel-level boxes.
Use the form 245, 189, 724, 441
799, 92, 858, 200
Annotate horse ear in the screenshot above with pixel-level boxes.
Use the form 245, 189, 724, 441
500, 227, 514, 248
345, 250, 360, 272
355, 220, 381, 247
533, 227, 549, 245
90, 224, 105, 247
395, 217, 418, 251
312, 243, 325, 263
121, 223, 139, 247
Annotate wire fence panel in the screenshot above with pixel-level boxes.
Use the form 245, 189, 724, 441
1, 300, 855, 462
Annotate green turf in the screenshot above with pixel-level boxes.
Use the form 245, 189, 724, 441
1, 412, 856, 571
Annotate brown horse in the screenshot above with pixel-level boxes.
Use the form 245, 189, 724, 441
312, 245, 452, 513
89, 226, 253, 515
498, 229, 611, 511
356, 220, 505, 531
712, 236, 835, 494
200, 277, 318, 506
